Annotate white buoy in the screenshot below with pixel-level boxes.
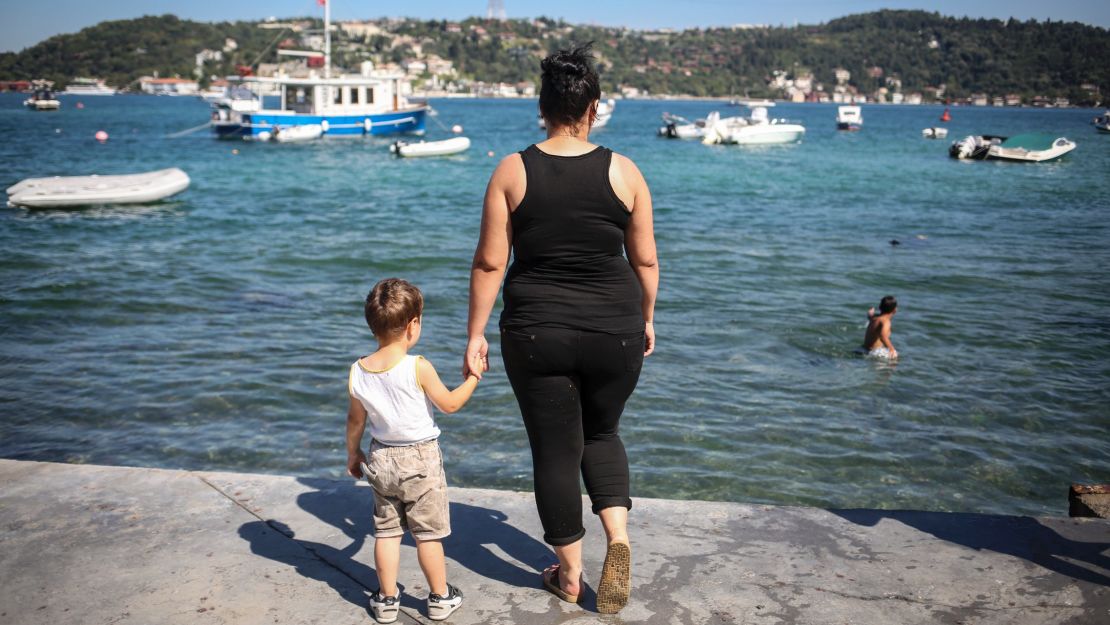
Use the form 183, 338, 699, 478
95, 130, 108, 142
452, 124, 463, 134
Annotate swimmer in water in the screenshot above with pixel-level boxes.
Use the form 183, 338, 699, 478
861, 296, 898, 359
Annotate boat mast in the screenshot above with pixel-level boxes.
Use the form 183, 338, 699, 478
324, 0, 331, 79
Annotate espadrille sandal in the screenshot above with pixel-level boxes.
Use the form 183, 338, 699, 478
541, 564, 582, 603
596, 540, 631, 614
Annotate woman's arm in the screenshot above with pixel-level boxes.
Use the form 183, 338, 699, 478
465, 155, 520, 375
616, 155, 659, 356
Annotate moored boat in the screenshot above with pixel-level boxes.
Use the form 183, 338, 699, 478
836, 105, 862, 131
24, 80, 60, 111
6, 168, 190, 208
210, 1, 426, 140
1093, 111, 1110, 134
922, 127, 949, 139
658, 113, 706, 139
389, 136, 471, 157
539, 98, 615, 129
702, 105, 806, 145
266, 124, 323, 143
63, 78, 117, 96
949, 135, 1006, 159
987, 133, 1076, 162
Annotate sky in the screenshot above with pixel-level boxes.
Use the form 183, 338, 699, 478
3, 0, 1109, 53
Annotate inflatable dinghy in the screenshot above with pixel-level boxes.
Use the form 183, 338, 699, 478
6, 168, 190, 208
390, 136, 471, 157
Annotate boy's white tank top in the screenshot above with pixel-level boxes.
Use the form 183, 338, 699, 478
349, 354, 440, 446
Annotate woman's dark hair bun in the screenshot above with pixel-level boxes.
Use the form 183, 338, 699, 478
539, 43, 602, 131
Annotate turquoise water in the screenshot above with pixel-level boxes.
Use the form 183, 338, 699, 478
1, 93, 1107, 517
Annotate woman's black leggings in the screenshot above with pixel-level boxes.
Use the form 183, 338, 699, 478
500, 326, 644, 546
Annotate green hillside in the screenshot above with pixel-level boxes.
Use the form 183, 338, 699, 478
1, 10, 1106, 103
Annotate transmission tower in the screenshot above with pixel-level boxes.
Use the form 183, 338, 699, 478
487, 0, 506, 20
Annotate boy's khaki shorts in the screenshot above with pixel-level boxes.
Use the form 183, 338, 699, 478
365, 439, 450, 541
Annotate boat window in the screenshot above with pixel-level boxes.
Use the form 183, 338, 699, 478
284, 86, 313, 114
350, 87, 359, 104
333, 87, 343, 105
367, 88, 374, 104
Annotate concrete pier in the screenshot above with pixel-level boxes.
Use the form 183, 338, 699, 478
0, 459, 1106, 624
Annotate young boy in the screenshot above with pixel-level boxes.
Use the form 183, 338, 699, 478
861, 295, 898, 359
346, 278, 485, 623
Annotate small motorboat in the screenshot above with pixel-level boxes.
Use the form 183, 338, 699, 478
390, 136, 471, 157
24, 80, 60, 111
6, 168, 190, 208
701, 106, 806, 145
949, 135, 1006, 159
922, 127, 949, 139
264, 124, 323, 143
836, 105, 862, 131
658, 113, 706, 139
1093, 111, 1110, 134
987, 133, 1076, 162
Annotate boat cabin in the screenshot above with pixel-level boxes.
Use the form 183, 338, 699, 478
235, 73, 411, 116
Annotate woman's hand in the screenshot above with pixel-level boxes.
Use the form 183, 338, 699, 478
464, 335, 490, 379
644, 321, 655, 357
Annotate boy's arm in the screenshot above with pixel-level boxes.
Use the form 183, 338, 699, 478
879, 319, 898, 357
418, 356, 481, 414
346, 394, 368, 478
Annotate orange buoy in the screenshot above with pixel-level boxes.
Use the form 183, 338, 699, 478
940, 107, 951, 122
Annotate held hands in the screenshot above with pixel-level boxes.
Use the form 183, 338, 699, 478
347, 449, 367, 479
644, 321, 655, 357
463, 335, 490, 380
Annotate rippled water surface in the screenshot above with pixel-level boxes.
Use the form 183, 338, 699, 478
2, 93, 1107, 516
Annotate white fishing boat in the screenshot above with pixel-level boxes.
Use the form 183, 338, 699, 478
836, 105, 862, 131
702, 105, 806, 145
265, 124, 323, 143
987, 133, 1076, 162
658, 113, 706, 139
23, 80, 60, 111
6, 168, 190, 208
922, 127, 949, 139
390, 136, 471, 157
210, 1, 426, 140
63, 78, 117, 96
539, 98, 616, 129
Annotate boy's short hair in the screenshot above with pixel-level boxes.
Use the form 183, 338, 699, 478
879, 295, 898, 314
365, 278, 423, 338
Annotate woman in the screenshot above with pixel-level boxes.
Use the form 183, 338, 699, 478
464, 44, 658, 614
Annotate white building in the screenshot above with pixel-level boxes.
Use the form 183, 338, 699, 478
139, 77, 199, 95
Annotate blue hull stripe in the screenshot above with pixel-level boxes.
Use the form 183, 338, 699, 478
214, 109, 427, 138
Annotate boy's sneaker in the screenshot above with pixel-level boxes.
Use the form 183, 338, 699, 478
427, 584, 463, 621
369, 590, 400, 624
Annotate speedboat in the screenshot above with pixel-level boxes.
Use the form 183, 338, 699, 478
1093, 111, 1110, 134
24, 80, 60, 111
390, 136, 471, 157
949, 135, 1006, 159
987, 133, 1076, 162
702, 105, 806, 145
6, 168, 190, 208
210, 1, 425, 140
922, 127, 949, 139
836, 105, 862, 131
539, 98, 615, 129
658, 113, 706, 139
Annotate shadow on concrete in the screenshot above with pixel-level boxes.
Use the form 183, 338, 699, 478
238, 519, 375, 613
239, 478, 559, 612
832, 509, 1110, 587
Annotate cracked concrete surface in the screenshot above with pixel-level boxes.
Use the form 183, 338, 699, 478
0, 459, 1106, 624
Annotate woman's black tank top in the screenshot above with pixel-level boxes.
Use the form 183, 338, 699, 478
499, 144, 644, 334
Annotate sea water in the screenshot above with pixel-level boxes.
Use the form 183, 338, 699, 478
1, 93, 1107, 516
